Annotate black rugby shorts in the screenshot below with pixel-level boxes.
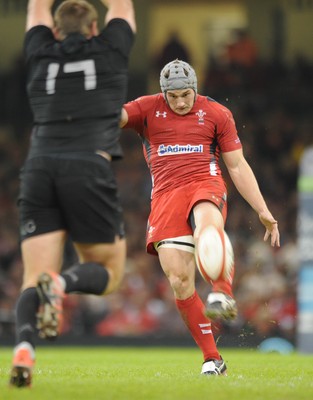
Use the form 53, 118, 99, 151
18, 153, 125, 243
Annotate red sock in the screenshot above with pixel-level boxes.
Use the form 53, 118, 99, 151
212, 263, 235, 297
175, 291, 220, 361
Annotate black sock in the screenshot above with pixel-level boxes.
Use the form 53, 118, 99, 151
61, 262, 109, 295
15, 287, 39, 348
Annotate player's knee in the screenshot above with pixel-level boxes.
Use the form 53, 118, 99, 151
167, 271, 193, 297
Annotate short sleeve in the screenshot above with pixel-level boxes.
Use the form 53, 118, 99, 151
124, 98, 146, 134
24, 25, 55, 62
98, 18, 134, 58
216, 106, 242, 152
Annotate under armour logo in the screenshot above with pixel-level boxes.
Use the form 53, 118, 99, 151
156, 111, 167, 118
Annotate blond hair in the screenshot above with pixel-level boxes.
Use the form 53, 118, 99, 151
54, 0, 98, 39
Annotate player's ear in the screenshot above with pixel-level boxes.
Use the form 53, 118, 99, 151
52, 27, 61, 40
90, 20, 99, 37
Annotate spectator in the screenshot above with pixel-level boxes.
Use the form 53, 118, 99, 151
154, 31, 191, 72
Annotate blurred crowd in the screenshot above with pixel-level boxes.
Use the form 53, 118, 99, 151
0, 41, 312, 346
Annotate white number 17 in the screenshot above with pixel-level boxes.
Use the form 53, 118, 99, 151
46, 60, 97, 94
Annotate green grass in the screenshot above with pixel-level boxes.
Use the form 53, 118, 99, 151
1, 346, 313, 400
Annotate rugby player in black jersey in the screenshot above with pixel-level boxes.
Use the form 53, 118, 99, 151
10, 0, 136, 388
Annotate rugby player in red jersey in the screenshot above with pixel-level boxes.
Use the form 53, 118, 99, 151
120, 59, 280, 375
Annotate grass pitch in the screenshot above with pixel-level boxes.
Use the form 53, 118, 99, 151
1, 346, 313, 400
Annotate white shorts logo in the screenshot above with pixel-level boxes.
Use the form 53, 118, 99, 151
21, 220, 36, 236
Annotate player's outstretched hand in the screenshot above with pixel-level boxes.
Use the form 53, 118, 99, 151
259, 212, 280, 247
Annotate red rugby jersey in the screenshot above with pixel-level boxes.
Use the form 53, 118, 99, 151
124, 93, 242, 197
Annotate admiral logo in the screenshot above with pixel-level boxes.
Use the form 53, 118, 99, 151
156, 111, 167, 118
158, 144, 204, 156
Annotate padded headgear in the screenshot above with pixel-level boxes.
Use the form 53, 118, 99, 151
160, 59, 197, 93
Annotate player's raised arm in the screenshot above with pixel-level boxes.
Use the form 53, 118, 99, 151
26, 0, 54, 31
222, 148, 280, 247
101, 0, 136, 33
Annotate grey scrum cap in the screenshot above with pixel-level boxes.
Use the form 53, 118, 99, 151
160, 59, 197, 93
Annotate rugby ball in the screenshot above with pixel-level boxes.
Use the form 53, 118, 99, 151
195, 226, 234, 282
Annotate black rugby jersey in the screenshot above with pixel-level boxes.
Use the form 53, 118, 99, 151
24, 19, 134, 159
